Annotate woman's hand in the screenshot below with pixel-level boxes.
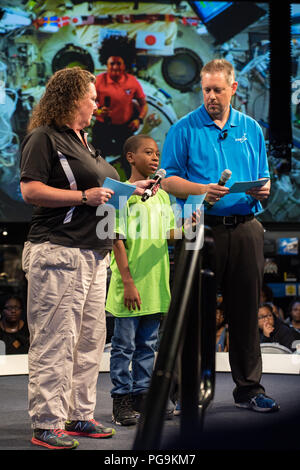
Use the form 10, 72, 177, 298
128, 118, 141, 132
20, 180, 114, 208
133, 179, 158, 196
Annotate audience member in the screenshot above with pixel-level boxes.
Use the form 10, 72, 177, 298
0, 295, 29, 354
285, 299, 300, 332
216, 303, 229, 352
258, 303, 300, 352
92, 35, 148, 178
260, 284, 284, 320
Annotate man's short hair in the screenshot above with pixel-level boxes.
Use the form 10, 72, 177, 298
200, 59, 235, 85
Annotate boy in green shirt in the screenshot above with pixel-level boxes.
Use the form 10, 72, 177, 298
106, 135, 176, 426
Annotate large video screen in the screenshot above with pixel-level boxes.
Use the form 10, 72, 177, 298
0, 1, 272, 222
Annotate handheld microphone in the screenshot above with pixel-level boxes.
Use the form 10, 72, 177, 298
141, 168, 166, 202
207, 169, 232, 208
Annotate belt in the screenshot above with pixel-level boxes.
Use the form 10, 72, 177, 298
204, 213, 254, 227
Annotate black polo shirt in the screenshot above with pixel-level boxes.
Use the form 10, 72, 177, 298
20, 125, 120, 250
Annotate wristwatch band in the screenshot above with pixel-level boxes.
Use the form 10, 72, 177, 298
81, 190, 88, 204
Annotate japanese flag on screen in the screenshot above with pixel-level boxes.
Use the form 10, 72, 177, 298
136, 31, 165, 50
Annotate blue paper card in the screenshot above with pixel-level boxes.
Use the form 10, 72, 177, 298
183, 194, 206, 218
229, 178, 269, 193
102, 177, 136, 210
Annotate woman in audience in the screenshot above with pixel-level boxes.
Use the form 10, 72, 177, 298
0, 295, 29, 354
285, 299, 300, 332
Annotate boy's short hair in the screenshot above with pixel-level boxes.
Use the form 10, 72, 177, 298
122, 134, 154, 159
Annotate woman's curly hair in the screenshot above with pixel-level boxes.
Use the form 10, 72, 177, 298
27, 67, 95, 131
99, 35, 136, 70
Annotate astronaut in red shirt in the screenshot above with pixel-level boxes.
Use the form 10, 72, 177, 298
91, 36, 148, 178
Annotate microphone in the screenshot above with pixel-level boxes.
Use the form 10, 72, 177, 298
207, 169, 232, 208
141, 168, 166, 202
219, 131, 228, 141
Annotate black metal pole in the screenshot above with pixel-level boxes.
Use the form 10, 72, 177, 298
180, 226, 216, 443
198, 228, 217, 428
180, 254, 202, 443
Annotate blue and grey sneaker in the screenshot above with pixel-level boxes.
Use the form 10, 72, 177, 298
65, 419, 115, 438
173, 402, 181, 416
31, 428, 79, 449
235, 393, 279, 413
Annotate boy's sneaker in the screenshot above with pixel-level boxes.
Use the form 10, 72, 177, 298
132, 393, 174, 420
65, 419, 115, 438
131, 392, 146, 417
235, 393, 280, 413
112, 394, 137, 426
31, 428, 79, 449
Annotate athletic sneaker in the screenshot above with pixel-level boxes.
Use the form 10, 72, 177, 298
64, 419, 115, 438
112, 394, 137, 426
235, 393, 280, 413
173, 402, 181, 416
31, 428, 79, 449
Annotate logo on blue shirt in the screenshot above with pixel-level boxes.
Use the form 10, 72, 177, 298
235, 133, 247, 143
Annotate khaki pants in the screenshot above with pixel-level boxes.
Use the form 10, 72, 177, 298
22, 241, 108, 429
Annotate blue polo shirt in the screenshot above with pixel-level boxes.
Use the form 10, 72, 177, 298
161, 105, 270, 216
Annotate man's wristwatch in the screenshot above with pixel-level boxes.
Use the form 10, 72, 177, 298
81, 190, 88, 204
138, 117, 144, 124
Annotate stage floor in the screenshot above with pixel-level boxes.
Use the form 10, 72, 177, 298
0, 372, 299, 452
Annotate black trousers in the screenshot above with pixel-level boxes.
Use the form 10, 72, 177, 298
210, 217, 265, 401
171, 217, 265, 403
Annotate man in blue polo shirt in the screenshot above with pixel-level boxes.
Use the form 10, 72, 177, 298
162, 59, 279, 413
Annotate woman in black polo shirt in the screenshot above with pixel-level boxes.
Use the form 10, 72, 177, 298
20, 67, 152, 450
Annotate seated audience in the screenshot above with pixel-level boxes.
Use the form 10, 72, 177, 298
260, 284, 285, 320
285, 299, 300, 332
0, 295, 29, 354
216, 304, 229, 352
